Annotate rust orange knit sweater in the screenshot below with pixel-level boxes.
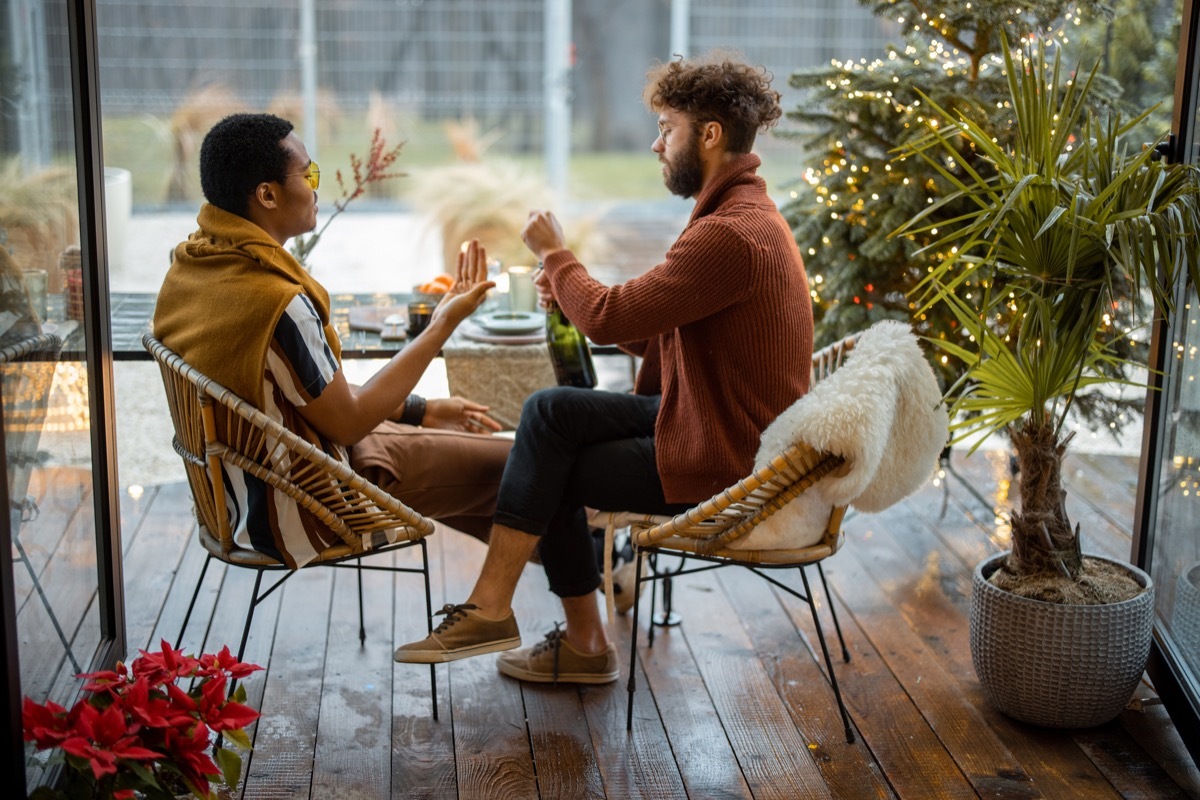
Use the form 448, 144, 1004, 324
543, 153, 814, 502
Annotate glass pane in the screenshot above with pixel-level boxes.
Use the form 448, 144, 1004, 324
1154, 286, 1200, 685
1148, 0, 1200, 713
4, 1, 102, 791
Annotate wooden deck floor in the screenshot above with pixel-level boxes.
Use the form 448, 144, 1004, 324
104, 447, 1200, 799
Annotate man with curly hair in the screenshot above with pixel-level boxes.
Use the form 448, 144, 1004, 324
395, 53, 814, 684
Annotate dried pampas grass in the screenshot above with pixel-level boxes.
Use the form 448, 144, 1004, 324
0, 159, 79, 280
267, 89, 344, 151
166, 84, 246, 202
406, 115, 606, 274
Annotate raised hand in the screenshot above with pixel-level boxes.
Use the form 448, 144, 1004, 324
431, 239, 496, 327
521, 209, 567, 263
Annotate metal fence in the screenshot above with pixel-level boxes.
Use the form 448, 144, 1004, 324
690, 0, 899, 109
27, 0, 896, 158
95, 0, 546, 117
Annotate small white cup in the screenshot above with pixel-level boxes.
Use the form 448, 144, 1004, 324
508, 265, 537, 313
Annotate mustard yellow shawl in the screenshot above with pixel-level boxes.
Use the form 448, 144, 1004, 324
153, 204, 341, 408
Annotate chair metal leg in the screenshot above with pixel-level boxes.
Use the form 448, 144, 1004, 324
229, 568, 266, 700
647, 552, 659, 647
800, 567, 855, 743
176, 552, 214, 650
12, 529, 81, 672
815, 562, 850, 663
654, 573, 682, 627
625, 549, 645, 732
651, 554, 684, 627
420, 538, 438, 721
356, 560, 366, 646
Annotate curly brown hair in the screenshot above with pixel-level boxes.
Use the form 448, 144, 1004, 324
643, 50, 782, 154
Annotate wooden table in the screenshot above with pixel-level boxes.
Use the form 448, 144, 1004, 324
100, 291, 621, 359
97, 291, 631, 429
101, 291, 421, 360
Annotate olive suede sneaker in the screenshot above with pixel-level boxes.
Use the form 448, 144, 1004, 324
393, 603, 520, 664
496, 626, 619, 684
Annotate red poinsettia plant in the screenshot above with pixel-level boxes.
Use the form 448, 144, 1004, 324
289, 127, 406, 268
22, 640, 262, 800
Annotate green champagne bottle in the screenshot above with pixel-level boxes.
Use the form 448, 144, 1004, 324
546, 299, 597, 389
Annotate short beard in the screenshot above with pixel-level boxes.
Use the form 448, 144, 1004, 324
663, 137, 704, 199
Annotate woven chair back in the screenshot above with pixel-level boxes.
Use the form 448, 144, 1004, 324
629, 332, 861, 562
0, 333, 62, 507
143, 334, 432, 557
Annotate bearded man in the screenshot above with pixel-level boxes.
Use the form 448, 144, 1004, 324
394, 52, 814, 685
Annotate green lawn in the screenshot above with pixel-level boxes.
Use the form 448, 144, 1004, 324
102, 114, 811, 208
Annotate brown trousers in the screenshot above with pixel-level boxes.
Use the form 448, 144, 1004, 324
349, 421, 513, 545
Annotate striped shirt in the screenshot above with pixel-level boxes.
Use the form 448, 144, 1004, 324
223, 294, 345, 567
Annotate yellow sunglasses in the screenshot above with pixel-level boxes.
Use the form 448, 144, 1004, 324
286, 161, 320, 190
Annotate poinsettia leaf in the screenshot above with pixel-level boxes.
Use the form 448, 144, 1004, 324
222, 725, 253, 750
216, 745, 245, 790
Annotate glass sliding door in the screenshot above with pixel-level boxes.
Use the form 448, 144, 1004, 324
1134, 0, 1200, 763
2, 0, 124, 794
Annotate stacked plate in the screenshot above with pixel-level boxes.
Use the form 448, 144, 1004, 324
465, 311, 546, 344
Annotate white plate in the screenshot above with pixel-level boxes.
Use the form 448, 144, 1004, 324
474, 311, 545, 335
461, 325, 546, 345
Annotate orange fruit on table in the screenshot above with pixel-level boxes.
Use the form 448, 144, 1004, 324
431, 273, 454, 289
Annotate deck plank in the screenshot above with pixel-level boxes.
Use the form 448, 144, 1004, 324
1074, 723, 1194, 800
806, 559, 990, 799
97, 448, 1200, 800
506, 535, 606, 800
719, 566, 896, 799
311, 559, 396, 799
241, 569, 333, 800
828, 536, 1040, 799
120, 482, 193, 650
579, 624, 691, 800
391, 532, 456, 800
658, 571, 834, 799
441, 530, 539, 800
631, 596, 756, 800
847, 495, 1127, 800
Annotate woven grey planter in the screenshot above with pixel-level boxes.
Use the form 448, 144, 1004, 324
970, 551, 1154, 729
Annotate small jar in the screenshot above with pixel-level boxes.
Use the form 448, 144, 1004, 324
407, 301, 433, 337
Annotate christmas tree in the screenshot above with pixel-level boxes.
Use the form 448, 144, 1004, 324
779, 0, 1151, 431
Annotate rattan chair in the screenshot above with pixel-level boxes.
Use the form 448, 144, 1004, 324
600, 333, 861, 741
143, 333, 441, 717
2, 333, 77, 671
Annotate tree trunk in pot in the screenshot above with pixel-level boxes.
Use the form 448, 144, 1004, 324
1008, 421, 1083, 578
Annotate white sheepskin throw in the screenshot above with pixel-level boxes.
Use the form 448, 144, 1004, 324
730, 319, 949, 550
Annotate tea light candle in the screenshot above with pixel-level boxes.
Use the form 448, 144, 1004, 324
407, 301, 434, 337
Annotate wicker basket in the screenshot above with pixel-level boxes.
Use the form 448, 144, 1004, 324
969, 551, 1154, 728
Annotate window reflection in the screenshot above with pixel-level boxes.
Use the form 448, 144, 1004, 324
1157, 288, 1200, 677
5, 1, 103, 790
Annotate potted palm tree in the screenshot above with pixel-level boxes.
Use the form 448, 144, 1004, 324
895, 35, 1200, 727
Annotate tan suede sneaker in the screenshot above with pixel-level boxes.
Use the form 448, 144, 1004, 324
393, 603, 520, 664
496, 627, 619, 684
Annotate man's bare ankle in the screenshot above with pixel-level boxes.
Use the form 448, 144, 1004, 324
466, 602, 511, 621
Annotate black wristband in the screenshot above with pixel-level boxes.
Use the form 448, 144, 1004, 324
398, 394, 426, 426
